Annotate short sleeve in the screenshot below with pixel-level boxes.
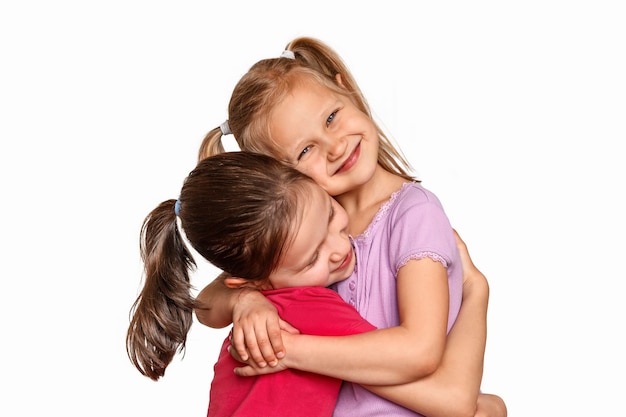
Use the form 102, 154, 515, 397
388, 186, 457, 274
268, 287, 376, 335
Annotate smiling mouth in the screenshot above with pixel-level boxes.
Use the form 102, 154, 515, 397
334, 141, 361, 175
336, 248, 353, 272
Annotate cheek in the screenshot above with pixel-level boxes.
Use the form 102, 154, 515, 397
298, 160, 339, 195
312, 266, 330, 286
298, 163, 325, 182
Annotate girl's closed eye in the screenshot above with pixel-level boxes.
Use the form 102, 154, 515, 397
307, 251, 320, 268
305, 203, 332, 268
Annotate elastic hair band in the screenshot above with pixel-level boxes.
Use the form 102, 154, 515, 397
220, 120, 232, 136
280, 50, 295, 60
174, 199, 181, 216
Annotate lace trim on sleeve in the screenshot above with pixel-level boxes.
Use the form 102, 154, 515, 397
398, 251, 449, 272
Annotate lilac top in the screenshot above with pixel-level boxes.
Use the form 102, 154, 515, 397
331, 182, 463, 417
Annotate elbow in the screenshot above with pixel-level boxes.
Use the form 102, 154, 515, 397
449, 403, 478, 417
193, 305, 229, 329
405, 350, 443, 380
443, 390, 479, 417
418, 355, 441, 377
405, 335, 447, 379
443, 390, 509, 417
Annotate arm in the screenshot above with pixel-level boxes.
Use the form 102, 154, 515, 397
365, 232, 506, 417
364, 255, 489, 416
232, 231, 506, 417
238, 257, 450, 385
194, 272, 291, 367
194, 271, 238, 328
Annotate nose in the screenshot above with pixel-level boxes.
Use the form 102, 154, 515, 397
325, 134, 348, 162
328, 233, 350, 263
328, 209, 351, 263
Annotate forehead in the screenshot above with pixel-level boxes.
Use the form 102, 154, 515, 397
269, 81, 336, 146
263, 70, 343, 131
285, 182, 329, 245
291, 180, 327, 221
274, 73, 342, 117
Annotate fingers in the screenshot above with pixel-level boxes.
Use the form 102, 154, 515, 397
230, 290, 287, 367
233, 365, 257, 377
245, 322, 277, 368
227, 341, 246, 363
452, 229, 473, 267
230, 326, 250, 362
453, 228, 483, 279
227, 344, 289, 377
453, 228, 489, 303
231, 317, 286, 368
231, 359, 289, 377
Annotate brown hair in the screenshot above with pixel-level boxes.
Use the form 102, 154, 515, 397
199, 36, 415, 182
126, 152, 316, 380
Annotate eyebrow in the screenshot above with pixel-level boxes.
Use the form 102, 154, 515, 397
328, 197, 335, 226
295, 195, 335, 271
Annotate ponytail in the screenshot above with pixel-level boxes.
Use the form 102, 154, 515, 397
198, 126, 226, 162
126, 199, 196, 381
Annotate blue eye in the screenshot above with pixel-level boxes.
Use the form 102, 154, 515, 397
298, 145, 312, 161
326, 110, 338, 126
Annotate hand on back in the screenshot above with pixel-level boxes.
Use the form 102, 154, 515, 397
230, 288, 299, 368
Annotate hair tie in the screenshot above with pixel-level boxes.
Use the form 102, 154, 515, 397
174, 199, 181, 216
280, 50, 295, 60
220, 120, 232, 136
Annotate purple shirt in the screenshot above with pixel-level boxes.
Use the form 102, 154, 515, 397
331, 182, 463, 417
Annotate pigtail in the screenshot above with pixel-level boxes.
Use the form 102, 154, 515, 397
198, 126, 226, 162
126, 199, 196, 381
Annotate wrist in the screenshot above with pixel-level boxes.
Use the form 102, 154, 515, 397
280, 332, 300, 368
228, 287, 255, 316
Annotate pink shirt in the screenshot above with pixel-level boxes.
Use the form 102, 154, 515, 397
331, 182, 463, 417
207, 287, 376, 417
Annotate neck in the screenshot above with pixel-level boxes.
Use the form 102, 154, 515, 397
335, 166, 407, 235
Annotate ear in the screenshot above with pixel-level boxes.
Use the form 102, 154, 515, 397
335, 73, 345, 87
224, 276, 251, 289
224, 276, 266, 290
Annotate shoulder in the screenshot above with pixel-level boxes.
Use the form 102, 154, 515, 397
389, 182, 446, 219
265, 287, 347, 312
397, 182, 442, 205
265, 287, 375, 335
385, 183, 456, 254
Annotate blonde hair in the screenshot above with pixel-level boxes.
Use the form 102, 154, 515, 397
199, 37, 415, 181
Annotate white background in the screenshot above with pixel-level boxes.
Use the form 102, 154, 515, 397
1, 1, 624, 416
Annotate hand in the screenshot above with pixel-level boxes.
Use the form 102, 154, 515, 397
228, 337, 290, 377
231, 288, 300, 368
452, 229, 489, 300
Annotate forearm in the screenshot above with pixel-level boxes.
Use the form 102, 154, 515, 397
194, 272, 237, 328
279, 265, 449, 385
282, 325, 441, 385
